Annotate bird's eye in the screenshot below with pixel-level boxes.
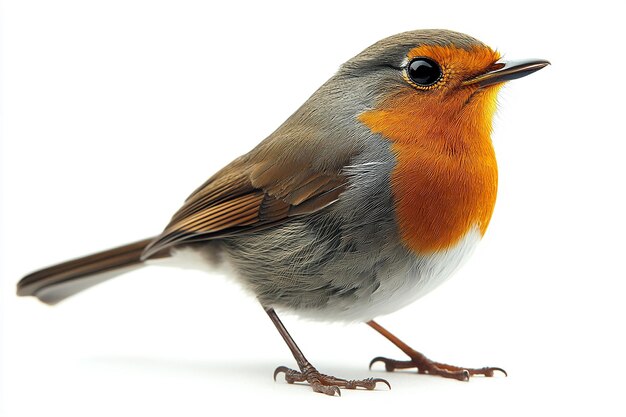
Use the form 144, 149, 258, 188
407, 58, 442, 87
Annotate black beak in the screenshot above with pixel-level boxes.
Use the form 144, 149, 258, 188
463, 59, 550, 87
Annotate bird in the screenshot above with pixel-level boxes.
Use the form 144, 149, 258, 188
17, 29, 549, 396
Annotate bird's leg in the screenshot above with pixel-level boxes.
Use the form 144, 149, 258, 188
367, 320, 506, 381
266, 308, 390, 396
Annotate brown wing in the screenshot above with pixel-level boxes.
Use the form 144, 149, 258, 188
141, 133, 354, 260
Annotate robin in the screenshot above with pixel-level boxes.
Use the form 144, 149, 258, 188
17, 29, 549, 396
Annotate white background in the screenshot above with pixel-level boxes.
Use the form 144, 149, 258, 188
2, 1, 625, 416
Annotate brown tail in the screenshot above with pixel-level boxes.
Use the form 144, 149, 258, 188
17, 237, 168, 305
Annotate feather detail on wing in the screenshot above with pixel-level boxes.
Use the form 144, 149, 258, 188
141, 151, 349, 260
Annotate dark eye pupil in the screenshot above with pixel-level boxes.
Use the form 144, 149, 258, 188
407, 58, 442, 86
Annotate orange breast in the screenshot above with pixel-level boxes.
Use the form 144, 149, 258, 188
360, 84, 500, 254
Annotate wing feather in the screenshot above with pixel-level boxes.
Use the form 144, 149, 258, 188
141, 132, 354, 260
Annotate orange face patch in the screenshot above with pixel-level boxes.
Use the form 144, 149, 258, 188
360, 44, 501, 254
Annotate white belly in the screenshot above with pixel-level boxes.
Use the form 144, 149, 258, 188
298, 226, 483, 322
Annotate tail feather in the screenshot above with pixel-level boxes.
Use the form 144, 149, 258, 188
17, 237, 167, 305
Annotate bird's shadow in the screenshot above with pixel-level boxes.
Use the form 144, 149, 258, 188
86, 355, 275, 379
84, 355, 384, 382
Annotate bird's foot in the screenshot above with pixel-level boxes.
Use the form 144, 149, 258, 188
274, 364, 390, 396
369, 350, 506, 381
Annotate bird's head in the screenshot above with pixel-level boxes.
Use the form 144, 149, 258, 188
324, 29, 549, 149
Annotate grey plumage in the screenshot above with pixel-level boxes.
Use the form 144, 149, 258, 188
215, 134, 406, 320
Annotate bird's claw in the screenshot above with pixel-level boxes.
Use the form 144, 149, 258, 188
370, 356, 397, 372
370, 354, 507, 381
468, 366, 507, 377
273, 365, 391, 396
274, 365, 298, 382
